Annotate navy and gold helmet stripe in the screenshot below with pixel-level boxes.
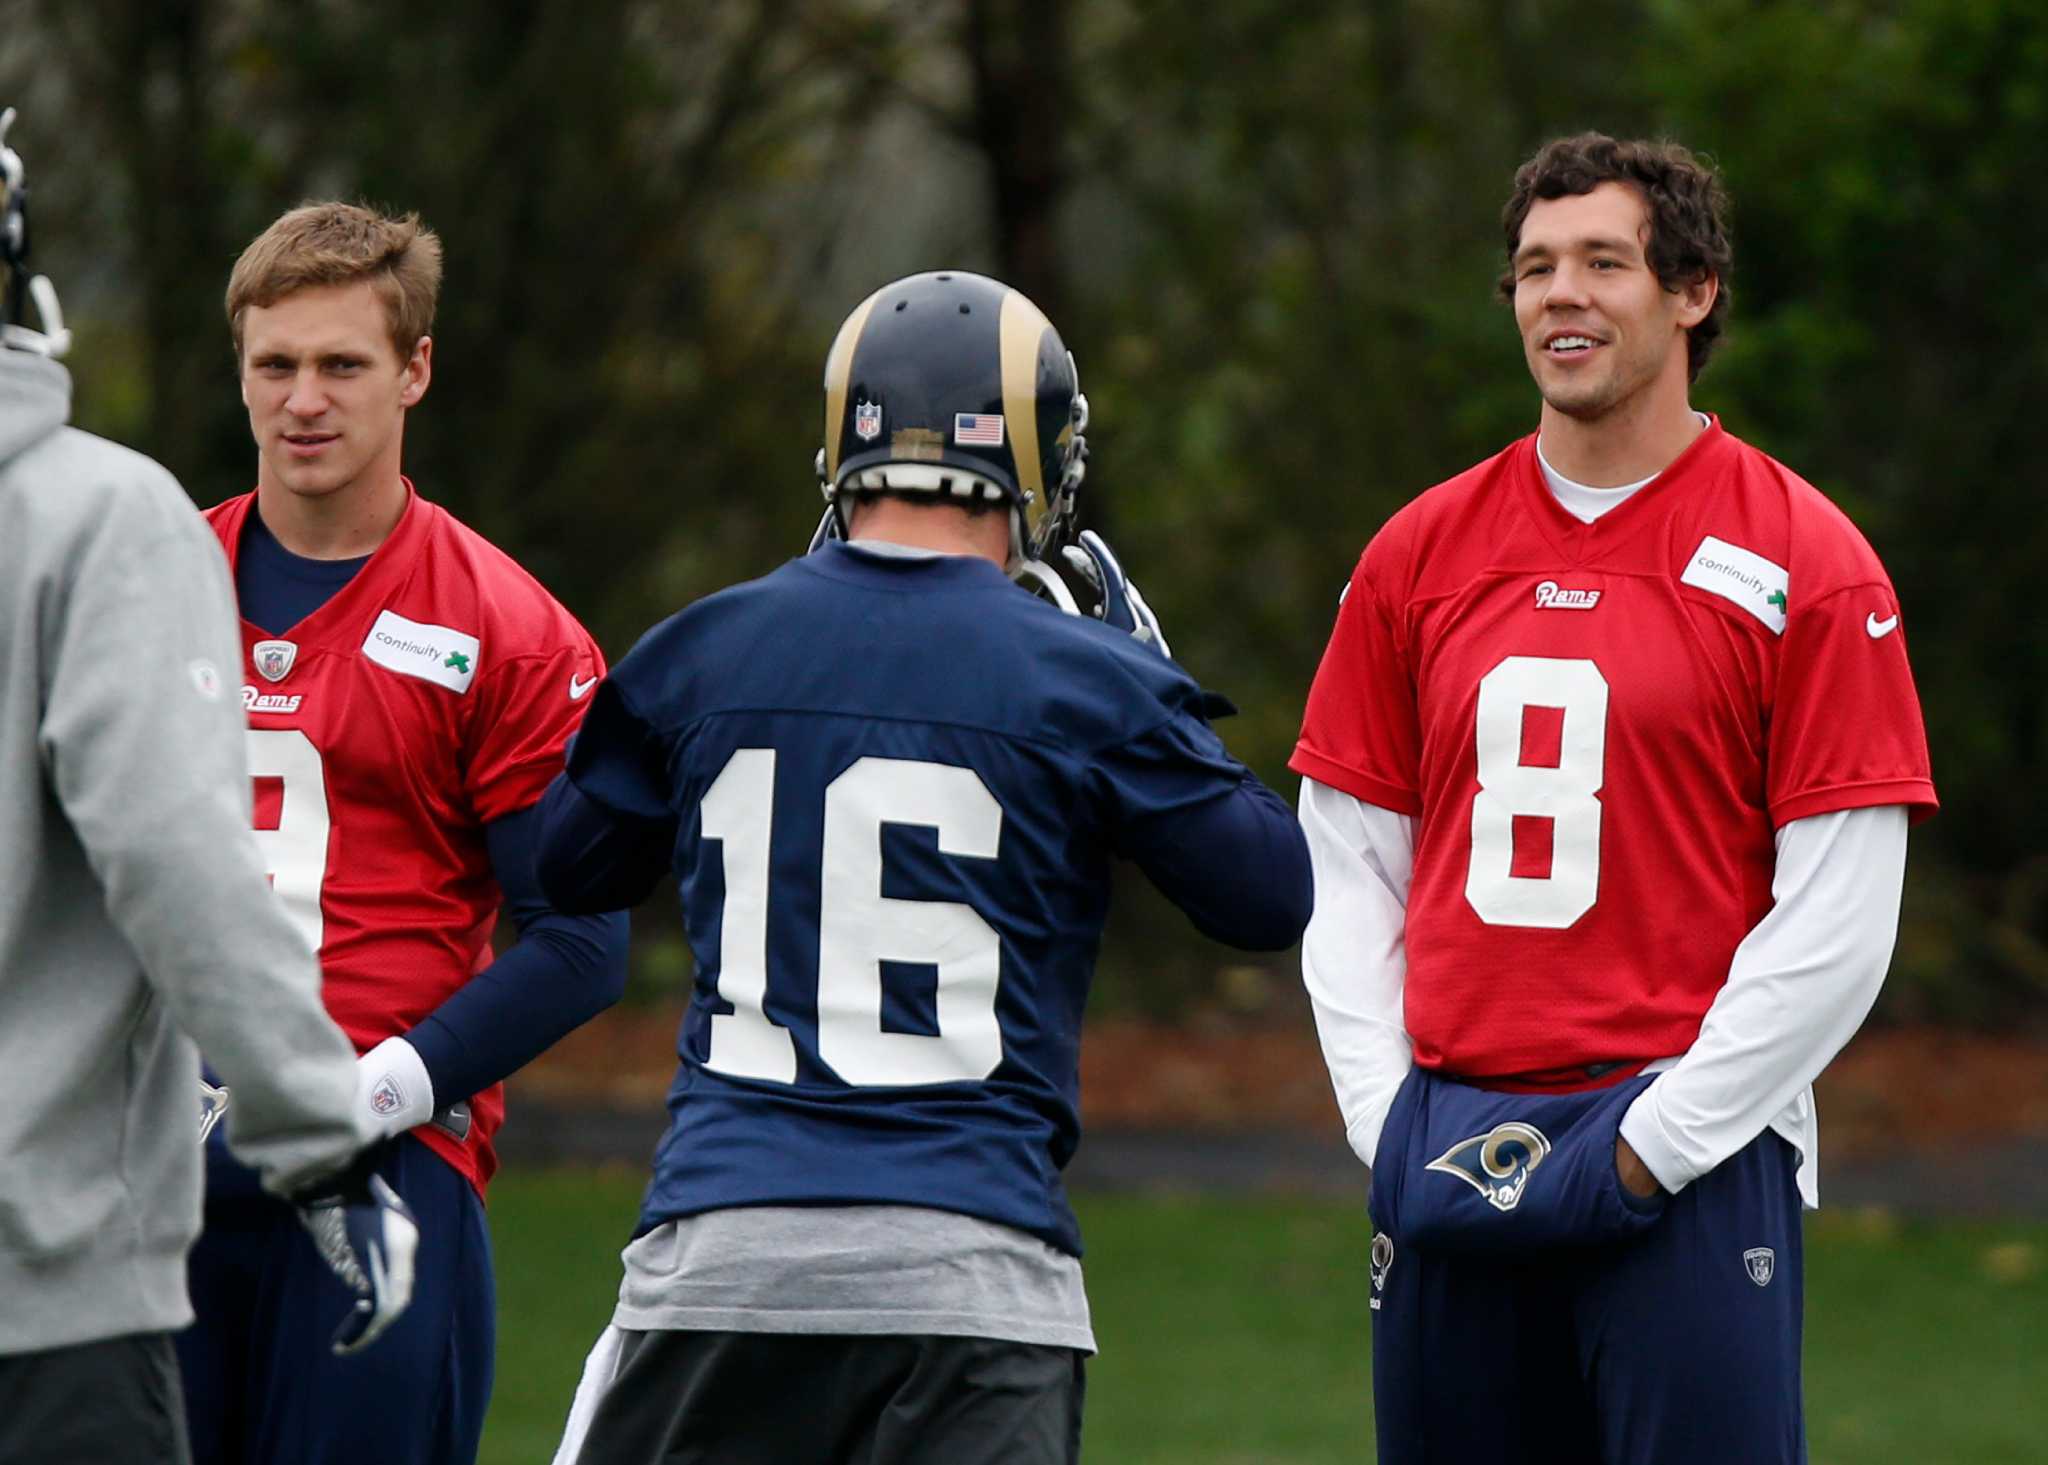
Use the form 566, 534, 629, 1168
821, 283, 886, 488
999, 287, 1055, 535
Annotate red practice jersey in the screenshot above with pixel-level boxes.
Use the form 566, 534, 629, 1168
207, 487, 604, 1192
1292, 422, 1936, 1082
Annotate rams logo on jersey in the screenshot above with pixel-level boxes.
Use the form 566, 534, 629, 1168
1425, 1121, 1552, 1213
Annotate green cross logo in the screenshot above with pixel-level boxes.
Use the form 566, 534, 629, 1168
445, 651, 470, 673
1767, 589, 1787, 613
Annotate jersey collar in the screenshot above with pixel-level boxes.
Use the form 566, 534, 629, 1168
1515, 416, 1731, 564
222, 478, 434, 644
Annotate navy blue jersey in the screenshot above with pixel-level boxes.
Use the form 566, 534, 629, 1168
549, 542, 1308, 1254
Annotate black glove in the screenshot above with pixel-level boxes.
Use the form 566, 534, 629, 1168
292, 1152, 421, 1355
1060, 530, 1170, 656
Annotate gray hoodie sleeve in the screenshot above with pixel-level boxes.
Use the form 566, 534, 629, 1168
37, 456, 368, 1195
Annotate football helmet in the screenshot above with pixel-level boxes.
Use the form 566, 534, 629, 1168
0, 107, 71, 358
817, 270, 1087, 574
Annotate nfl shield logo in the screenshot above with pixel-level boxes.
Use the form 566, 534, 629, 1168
253, 639, 298, 683
853, 401, 883, 441
1744, 1247, 1776, 1286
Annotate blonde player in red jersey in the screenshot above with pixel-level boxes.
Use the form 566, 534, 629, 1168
1294, 134, 1935, 1465
176, 203, 629, 1465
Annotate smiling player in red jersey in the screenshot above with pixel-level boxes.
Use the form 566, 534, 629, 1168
1294, 135, 1935, 1465
176, 203, 628, 1465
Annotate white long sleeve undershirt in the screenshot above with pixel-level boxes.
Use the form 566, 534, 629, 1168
1297, 779, 1418, 1172
1297, 776, 1909, 1208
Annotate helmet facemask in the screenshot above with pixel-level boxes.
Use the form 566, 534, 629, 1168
0, 108, 72, 360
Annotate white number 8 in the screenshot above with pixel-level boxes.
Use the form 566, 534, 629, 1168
1465, 656, 1608, 929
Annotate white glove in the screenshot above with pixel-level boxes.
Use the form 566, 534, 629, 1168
354, 1036, 435, 1141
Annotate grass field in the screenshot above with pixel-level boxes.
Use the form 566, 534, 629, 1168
480, 1167, 2045, 1464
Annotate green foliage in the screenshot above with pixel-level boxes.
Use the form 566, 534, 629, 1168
1642, 0, 2048, 1024
1649, 0, 2048, 896
2, 0, 2038, 1023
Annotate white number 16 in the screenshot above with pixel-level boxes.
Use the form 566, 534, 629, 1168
699, 750, 1005, 1088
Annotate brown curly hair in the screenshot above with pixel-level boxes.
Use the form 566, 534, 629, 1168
1497, 133, 1733, 383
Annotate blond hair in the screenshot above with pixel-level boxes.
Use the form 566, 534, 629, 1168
226, 202, 442, 361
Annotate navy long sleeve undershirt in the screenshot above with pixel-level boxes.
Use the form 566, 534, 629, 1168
234, 507, 369, 635
402, 805, 629, 1105
235, 511, 628, 1106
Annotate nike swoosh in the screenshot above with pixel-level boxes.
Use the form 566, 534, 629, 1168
569, 674, 599, 700
1866, 613, 1899, 638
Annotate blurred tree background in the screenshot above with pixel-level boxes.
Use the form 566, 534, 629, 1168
4, 0, 2041, 1028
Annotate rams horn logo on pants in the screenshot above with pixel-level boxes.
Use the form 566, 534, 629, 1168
1425, 1121, 1552, 1213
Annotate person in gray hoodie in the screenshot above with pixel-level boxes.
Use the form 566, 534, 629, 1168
0, 109, 419, 1465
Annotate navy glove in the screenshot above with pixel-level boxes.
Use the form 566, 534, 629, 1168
293, 1154, 421, 1354
1060, 530, 1170, 656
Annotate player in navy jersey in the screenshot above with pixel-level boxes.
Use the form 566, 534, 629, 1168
176, 202, 630, 1465
1295, 135, 1936, 1464
534, 270, 1312, 1464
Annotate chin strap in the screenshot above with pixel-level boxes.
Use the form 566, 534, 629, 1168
0, 108, 73, 359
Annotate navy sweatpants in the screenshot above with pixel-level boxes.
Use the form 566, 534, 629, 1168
1366, 1070, 1805, 1465
177, 1134, 495, 1465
